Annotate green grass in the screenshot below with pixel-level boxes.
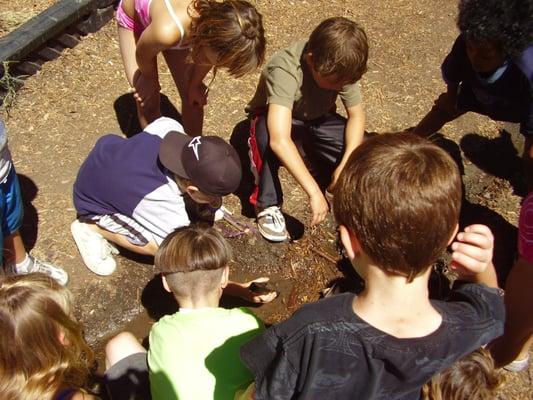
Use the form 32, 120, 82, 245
0, 61, 24, 113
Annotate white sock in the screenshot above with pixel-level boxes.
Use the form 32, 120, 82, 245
14, 254, 32, 274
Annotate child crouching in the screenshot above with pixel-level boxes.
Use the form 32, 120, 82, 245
105, 224, 266, 400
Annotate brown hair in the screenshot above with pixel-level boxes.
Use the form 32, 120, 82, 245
155, 224, 232, 299
190, 0, 266, 77
421, 348, 503, 400
333, 132, 462, 282
0, 273, 93, 400
307, 17, 368, 83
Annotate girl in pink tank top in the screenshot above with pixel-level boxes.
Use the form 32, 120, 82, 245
116, 0, 266, 134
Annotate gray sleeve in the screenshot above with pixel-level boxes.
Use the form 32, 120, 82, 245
265, 67, 299, 110
339, 81, 362, 108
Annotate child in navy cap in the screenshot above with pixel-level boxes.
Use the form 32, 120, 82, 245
72, 117, 273, 301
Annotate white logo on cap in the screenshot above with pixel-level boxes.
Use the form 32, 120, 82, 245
188, 136, 202, 161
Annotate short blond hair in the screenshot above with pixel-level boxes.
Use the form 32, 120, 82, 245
156, 224, 232, 299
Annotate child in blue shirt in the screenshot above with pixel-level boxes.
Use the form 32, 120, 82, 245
413, 0, 533, 185
0, 120, 68, 285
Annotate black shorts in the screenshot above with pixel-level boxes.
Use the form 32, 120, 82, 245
104, 352, 151, 400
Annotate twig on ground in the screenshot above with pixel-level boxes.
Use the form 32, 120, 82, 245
311, 247, 338, 265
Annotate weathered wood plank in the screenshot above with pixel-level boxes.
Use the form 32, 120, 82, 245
0, 0, 97, 63
77, 5, 115, 34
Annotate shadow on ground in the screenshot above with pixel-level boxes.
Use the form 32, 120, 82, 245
114, 93, 182, 138
18, 174, 38, 251
430, 133, 519, 284
460, 130, 526, 197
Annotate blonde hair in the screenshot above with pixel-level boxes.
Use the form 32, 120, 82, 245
156, 224, 232, 300
190, 0, 266, 77
421, 348, 503, 400
0, 273, 93, 400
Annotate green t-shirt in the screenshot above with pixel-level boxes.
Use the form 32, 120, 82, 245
246, 41, 362, 121
148, 307, 264, 400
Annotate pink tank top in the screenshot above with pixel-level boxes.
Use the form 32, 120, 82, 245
135, 0, 189, 50
519, 192, 533, 263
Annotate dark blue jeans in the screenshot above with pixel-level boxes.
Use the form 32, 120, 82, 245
249, 112, 346, 208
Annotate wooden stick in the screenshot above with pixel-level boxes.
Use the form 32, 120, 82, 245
222, 213, 250, 233
311, 248, 338, 265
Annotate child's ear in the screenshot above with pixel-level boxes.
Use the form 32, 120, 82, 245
185, 185, 200, 198
447, 223, 460, 246
58, 329, 68, 346
220, 266, 229, 289
304, 52, 314, 67
161, 275, 172, 293
339, 225, 361, 259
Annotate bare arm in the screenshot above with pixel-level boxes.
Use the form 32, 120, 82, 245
268, 104, 328, 226
329, 103, 365, 191
133, 24, 180, 103
224, 278, 277, 303
188, 64, 214, 107
135, 23, 178, 78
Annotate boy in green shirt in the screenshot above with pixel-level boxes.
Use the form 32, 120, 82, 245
104, 225, 272, 400
247, 17, 368, 241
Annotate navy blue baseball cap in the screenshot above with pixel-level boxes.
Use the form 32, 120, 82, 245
159, 132, 242, 196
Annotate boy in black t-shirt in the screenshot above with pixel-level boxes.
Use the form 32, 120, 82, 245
240, 133, 504, 400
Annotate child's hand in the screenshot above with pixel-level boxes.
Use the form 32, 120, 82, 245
132, 71, 160, 106
309, 192, 329, 227
450, 224, 494, 276
188, 82, 208, 107
227, 277, 278, 303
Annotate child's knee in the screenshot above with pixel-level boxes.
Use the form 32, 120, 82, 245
105, 331, 141, 369
106, 331, 135, 354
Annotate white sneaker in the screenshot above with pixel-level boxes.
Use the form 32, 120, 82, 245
504, 356, 529, 372
71, 220, 119, 276
9, 255, 69, 286
256, 206, 288, 242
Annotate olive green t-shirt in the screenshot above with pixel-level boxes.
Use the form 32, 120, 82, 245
246, 41, 362, 121
148, 307, 264, 400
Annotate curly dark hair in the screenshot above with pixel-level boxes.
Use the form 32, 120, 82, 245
458, 0, 533, 57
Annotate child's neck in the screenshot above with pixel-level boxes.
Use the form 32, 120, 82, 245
353, 264, 442, 339
176, 291, 221, 310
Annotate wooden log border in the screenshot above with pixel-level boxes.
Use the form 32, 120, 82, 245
0, 0, 117, 103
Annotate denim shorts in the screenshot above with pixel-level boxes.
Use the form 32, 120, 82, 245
0, 167, 23, 262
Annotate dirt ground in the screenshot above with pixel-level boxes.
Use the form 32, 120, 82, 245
0, 0, 532, 398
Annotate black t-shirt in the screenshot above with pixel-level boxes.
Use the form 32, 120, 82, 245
241, 284, 504, 400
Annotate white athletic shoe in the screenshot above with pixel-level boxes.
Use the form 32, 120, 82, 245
71, 220, 119, 276
256, 206, 289, 242
504, 356, 530, 372
8, 255, 69, 286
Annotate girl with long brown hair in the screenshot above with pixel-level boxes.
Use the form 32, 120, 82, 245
116, 0, 266, 133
